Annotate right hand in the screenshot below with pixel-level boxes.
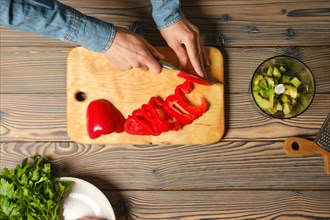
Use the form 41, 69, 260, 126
104, 27, 164, 73
159, 18, 209, 77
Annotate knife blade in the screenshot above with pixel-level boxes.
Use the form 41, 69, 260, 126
158, 60, 213, 84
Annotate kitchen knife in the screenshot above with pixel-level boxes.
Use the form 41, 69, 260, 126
158, 60, 213, 84
283, 113, 330, 174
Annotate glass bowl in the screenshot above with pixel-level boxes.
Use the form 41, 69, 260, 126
250, 55, 315, 119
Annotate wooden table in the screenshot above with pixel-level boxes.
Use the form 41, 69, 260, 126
1, 0, 329, 219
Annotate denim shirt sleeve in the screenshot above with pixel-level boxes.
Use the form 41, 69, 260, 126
0, 0, 115, 52
150, 0, 185, 30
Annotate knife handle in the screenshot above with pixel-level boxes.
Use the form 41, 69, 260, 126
283, 137, 330, 174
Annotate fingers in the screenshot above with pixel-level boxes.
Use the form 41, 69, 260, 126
171, 42, 189, 69
145, 40, 164, 60
185, 34, 205, 77
159, 18, 209, 78
144, 40, 164, 73
139, 65, 149, 72
103, 27, 163, 74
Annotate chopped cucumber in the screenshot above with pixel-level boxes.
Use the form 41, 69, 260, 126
291, 77, 302, 88
281, 75, 291, 84
273, 66, 282, 78
266, 77, 275, 87
283, 102, 292, 115
280, 94, 291, 103
284, 85, 298, 99
253, 74, 263, 85
276, 102, 283, 111
252, 63, 303, 117
253, 91, 274, 111
279, 65, 286, 73
267, 66, 273, 76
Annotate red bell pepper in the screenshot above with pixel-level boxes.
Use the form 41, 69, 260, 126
177, 70, 210, 86
147, 97, 182, 132
175, 80, 209, 117
162, 94, 197, 125
163, 80, 209, 125
125, 108, 156, 135
87, 99, 125, 139
124, 96, 183, 135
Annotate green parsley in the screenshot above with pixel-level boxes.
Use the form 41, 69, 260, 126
0, 156, 73, 220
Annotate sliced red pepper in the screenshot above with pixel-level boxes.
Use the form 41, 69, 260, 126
177, 70, 210, 86
124, 116, 152, 135
125, 109, 155, 136
147, 97, 174, 132
87, 99, 125, 139
124, 96, 183, 135
175, 80, 209, 117
124, 80, 209, 136
162, 94, 197, 125
124, 97, 167, 136
140, 104, 163, 135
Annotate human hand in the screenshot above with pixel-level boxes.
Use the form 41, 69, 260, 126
159, 18, 209, 77
104, 27, 164, 73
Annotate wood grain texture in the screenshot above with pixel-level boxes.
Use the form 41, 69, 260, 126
1, 47, 329, 94
1, 142, 330, 190
1, 1, 329, 47
106, 190, 330, 219
1, 93, 329, 141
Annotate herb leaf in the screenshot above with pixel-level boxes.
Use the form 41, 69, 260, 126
0, 156, 73, 220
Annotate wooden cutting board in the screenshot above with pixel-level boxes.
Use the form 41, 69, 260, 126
66, 46, 224, 144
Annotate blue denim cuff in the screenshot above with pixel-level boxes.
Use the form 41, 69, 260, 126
157, 9, 185, 30
151, 0, 185, 30
65, 9, 115, 53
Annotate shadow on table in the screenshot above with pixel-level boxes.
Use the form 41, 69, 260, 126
82, 174, 130, 220
51, 160, 129, 219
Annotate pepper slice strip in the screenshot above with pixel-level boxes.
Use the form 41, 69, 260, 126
145, 97, 172, 132
147, 97, 183, 131
124, 96, 184, 135
163, 94, 197, 125
124, 117, 152, 135
177, 70, 210, 86
124, 108, 154, 135
163, 80, 209, 125
175, 80, 209, 117
140, 104, 163, 135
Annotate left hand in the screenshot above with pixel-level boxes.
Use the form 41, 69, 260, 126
160, 18, 209, 77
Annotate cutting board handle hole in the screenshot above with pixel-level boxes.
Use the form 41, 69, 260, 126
75, 91, 87, 102
291, 142, 300, 151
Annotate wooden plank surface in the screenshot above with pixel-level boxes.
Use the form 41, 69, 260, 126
106, 190, 330, 219
1, 142, 330, 190
1, 0, 329, 219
